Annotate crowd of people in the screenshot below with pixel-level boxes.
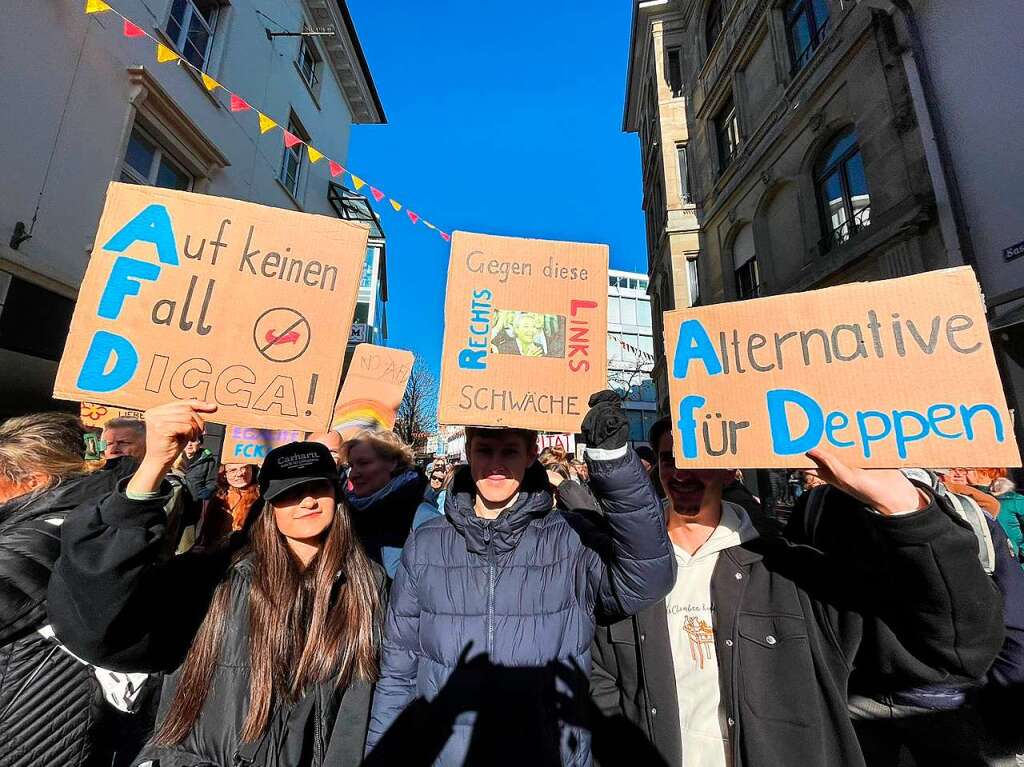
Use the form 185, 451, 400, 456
0, 394, 1021, 766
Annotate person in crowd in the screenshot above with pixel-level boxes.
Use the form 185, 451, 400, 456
589, 416, 1003, 767
365, 392, 675, 765
801, 468, 827, 492
635, 445, 656, 475
48, 401, 385, 767
434, 463, 461, 515
101, 417, 147, 461
174, 436, 218, 502
541, 444, 601, 515
345, 429, 440, 579
196, 463, 260, 548
424, 463, 447, 506
991, 477, 1024, 561
572, 458, 590, 483
938, 467, 1001, 517
0, 412, 138, 766
309, 430, 346, 472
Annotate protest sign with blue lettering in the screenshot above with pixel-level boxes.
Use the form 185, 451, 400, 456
53, 183, 368, 431
663, 267, 1020, 468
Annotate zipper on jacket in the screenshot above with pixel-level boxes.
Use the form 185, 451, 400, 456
484, 527, 496, 654
314, 691, 324, 766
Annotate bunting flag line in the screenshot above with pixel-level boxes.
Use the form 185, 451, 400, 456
257, 112, 277, 134
610, 334, 656, 364
85, 0, 450, 241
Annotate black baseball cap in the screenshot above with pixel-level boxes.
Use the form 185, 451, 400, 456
258, 442, 339, 502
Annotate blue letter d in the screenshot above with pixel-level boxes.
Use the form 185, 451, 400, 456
76, 331, 138, 393
766, 388, 824, 455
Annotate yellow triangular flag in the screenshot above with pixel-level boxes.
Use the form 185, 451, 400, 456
389, 199, 402, 212
351, 175, 366, 190
156, 44, 180, 64
201, 73, 220, 91
258, 113, 277, 134
85, 0, 111, 13
307, 146, 324, 163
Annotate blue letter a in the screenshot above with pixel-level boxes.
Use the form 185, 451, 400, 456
103, 203, 179, 265
76, 331, 139, 393
672, 320, 723, 379
766, 388, 824, 455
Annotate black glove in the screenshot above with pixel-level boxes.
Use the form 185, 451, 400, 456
581, 390, 629, 451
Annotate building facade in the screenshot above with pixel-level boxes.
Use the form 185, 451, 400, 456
0, 0, 384, 416
608, 269, 659, 447
625, 0, 954, 413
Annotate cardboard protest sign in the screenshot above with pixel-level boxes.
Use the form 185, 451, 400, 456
438, 231, 608, 433
54, 183, 367, 431
221, 426, 304, 465
331, 344, 414, 439
663, 267, 1020, 468
80, 402, 144, 428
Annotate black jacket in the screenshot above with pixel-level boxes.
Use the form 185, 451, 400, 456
48, 481, 383, 767
590, 486, 1005, 767
0, 459, 134, 767
181, 448, 218, 502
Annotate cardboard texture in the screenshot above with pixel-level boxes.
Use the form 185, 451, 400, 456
663, 267, 1020, 468
438, 231, 608, 432
331, 344, 414, 439
53, 183, 367, 431
221, 426, 305, 465
80, 402, 144, 429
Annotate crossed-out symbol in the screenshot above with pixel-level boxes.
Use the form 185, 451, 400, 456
253, 307, 312, 363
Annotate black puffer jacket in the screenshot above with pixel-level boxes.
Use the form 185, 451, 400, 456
48, 481, 383, 767
0, 459, 134, 767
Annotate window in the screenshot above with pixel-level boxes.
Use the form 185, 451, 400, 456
667, 47, 683, 97
735, 259, 760, 299
166, 0, 220, 71
279, 113, 309, 200
637, 299, 653, 328
627, 410, 645, 443
713, 97, 740, 172
676, 144, 691, 203
297, 37, 321, 94
705, 0, 725, 55
120, 125, 193, 190
732, 223, 759, 299
786, 0, 831, 72
0, 277, 74, 361
608, 296, 621, 324
686, 257, 701, 306
816, 129, 871, 249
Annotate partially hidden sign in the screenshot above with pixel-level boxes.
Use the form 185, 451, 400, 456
438, 231, 608, 433
331, 343, 414, 439
222, 426, 304, 465
54, 183, 368, 431
663, 267, 1020, 468
80, 402, 144, 429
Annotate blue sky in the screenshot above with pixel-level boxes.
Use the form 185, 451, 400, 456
346, 1, 646, 375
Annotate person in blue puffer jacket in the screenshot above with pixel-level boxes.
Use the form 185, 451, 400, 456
364, 392, 675, 766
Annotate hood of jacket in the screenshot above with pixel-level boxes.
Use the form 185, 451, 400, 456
444, 461, 553, 555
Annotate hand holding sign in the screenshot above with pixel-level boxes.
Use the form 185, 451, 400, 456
128, 400, 217, 494
806, 448, 925, 516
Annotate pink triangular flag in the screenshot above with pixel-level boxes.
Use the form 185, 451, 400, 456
328, 161, 344, 178
123, 20, 145, 37
229, 94, 251, 112
407, 210, 420, 225
439, 231, 451, 241
369, 187, 385, 202
283, 131, 302, 148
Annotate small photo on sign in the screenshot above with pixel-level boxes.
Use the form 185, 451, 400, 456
489, 311, 566, 358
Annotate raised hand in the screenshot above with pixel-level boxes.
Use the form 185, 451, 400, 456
127, 400, 218, 494
806, 448, 926, 516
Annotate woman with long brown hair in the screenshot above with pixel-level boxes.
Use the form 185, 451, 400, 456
195, 462, 261, 548
48, 401, 383, 767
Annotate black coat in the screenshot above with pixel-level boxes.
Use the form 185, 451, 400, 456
590, 486, 1005, 767
0, 459, 134, 767
48, 481, 383, 767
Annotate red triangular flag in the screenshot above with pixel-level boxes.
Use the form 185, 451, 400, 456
123, 20, 145, 37
328, 161, 344, 177
407, 210, 420, 225
283, 131, 302, 148
439, 231, 451, 241
229, 94, 251, 112
370, 187, 385, 202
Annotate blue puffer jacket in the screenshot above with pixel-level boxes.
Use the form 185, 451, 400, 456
365, 448, 674, 766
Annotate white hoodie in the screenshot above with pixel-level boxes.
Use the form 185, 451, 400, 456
664, 501, 758, 767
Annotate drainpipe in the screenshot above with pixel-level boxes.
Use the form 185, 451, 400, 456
861, 0, 975, 269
